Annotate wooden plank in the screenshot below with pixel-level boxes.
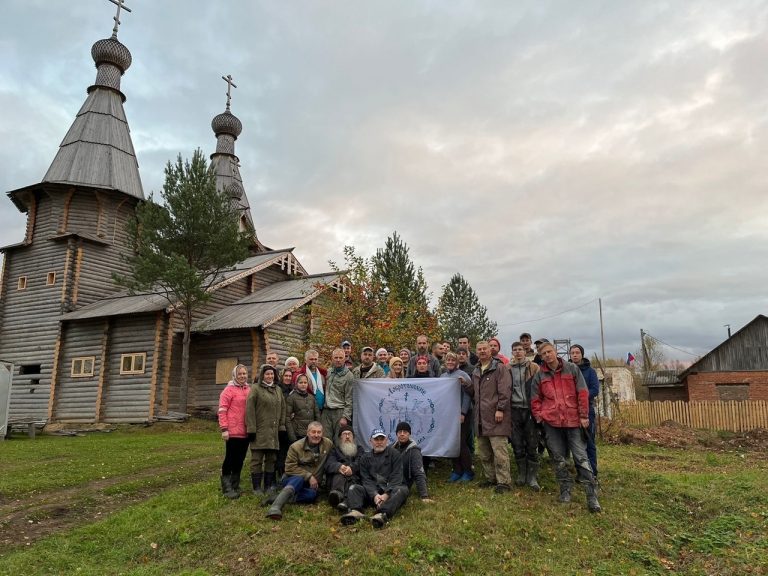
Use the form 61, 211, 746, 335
251, 328, 260, 375
46, 324, 64, 421
160, 313, 175, 414
70, 245, 84, 307
147, 311, 164, 420
94, 318, 110, 422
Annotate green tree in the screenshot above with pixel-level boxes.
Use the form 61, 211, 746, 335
116, 149, 251, 411
311, 245, 439, 360
436, 273, 497, 344
371, 232, 429, 310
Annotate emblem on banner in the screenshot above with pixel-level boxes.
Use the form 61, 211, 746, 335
378, 382, 436, 443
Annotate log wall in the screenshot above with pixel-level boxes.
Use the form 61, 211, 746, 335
100, 314, 158, 422
52, 318, 106, 422
265, 305, 309, 366
0, 186, 138, 421
188, 329, 255, 410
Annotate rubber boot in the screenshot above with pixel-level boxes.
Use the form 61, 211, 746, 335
559, 483, 572, 503
525, 460, 541, 492
585, 482, 602, 513
263, 471, 277, 495
266, 485, 295, 520
230, 473, 242, 497
251, 472, 264, 496
514, 458, 527, 486
221, 475, 238, 499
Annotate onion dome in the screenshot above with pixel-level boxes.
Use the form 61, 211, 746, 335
211, 111, 243, 139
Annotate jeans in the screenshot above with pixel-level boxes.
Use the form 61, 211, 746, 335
281, 475, 319, 503
542, 422, 595, 488
586, 408, 598, 476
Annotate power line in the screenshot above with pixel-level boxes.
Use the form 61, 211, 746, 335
497, 298, 598, 327
644, 332, 699, 357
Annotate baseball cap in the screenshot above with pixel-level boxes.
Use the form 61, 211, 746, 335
370, 428, 387, 439
361, 346, 374, 353
341, 340, 351, 347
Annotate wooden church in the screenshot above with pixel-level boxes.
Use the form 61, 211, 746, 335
0, 5, 341, 424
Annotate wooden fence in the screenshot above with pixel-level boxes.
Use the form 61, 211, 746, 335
618, 400, 768, 432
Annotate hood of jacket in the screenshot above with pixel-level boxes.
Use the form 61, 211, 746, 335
577, 357, 592, 372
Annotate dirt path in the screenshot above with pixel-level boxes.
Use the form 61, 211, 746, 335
0, 456, 220, 553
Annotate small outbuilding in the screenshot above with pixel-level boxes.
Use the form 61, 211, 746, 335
679, 315, 768, 402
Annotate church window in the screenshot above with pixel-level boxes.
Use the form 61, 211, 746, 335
71, 357, 95, 377
17, 276, 27, 290
120, 353, 146, 375
46, 272, 56, 286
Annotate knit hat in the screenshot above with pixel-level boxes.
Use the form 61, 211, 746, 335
285, 356, 300, 367
376, 347, 388, 356
338, 425, 354, 438
571, 344, 585, 356
489, 337, 501, 348
389, 356, 403, 368
395, 421, 411, 434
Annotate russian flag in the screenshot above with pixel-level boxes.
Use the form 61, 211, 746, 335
626, 352, 635, 365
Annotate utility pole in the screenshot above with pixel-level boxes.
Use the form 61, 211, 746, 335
724, 324, 731, 338
599, 298, 607, 367
640, 329, 650, 375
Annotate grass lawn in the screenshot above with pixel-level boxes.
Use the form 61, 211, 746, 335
0, 421, 766, 575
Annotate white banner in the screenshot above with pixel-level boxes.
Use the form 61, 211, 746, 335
352, 377, 461, 457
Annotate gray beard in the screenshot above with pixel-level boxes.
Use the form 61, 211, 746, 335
372, 446, 386, 454
339, 442, 358, 458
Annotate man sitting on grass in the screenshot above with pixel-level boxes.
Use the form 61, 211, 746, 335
340, 428, 409, 529
325, 425, 365, 510
265, 421, 333, 520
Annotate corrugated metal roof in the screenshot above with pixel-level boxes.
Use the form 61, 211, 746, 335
42, 85, 144, 201
643, 369, 682, 387
60, 291, 170, 320
192, 272, 341, 332
60, 249, 296, 321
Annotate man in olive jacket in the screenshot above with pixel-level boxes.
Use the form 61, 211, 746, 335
462, 341, 513, 492
266, 421, 333, 520
323, 348, 356, 445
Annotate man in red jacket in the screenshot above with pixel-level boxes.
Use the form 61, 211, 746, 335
530, 342, 601, 512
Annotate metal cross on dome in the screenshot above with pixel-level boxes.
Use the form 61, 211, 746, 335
222, 74, 237, 111
107, 0, 132, 39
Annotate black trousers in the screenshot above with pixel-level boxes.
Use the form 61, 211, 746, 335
510, 407, 539, 463
221, 437, 250, 476
347, 484, 409, 518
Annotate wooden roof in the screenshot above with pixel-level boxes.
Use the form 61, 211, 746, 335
680, 314, 768, 377
42, 87, 144, 200
191, 272, 342, 332
60, 249, 301, 321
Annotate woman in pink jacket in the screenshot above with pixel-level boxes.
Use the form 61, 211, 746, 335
218, 364, 251, 499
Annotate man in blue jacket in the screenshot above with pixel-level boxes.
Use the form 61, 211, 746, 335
569, 344, 600, 478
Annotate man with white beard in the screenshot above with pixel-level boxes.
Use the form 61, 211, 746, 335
324, 426, 365, 510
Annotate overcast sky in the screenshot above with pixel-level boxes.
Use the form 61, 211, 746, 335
2, 1, 766, 362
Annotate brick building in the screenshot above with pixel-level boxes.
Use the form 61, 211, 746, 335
679, 315, 768, 402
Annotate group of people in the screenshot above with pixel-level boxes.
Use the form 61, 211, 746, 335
216, 332, 602, 530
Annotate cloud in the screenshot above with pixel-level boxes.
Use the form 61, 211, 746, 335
1, 0, 766, 362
